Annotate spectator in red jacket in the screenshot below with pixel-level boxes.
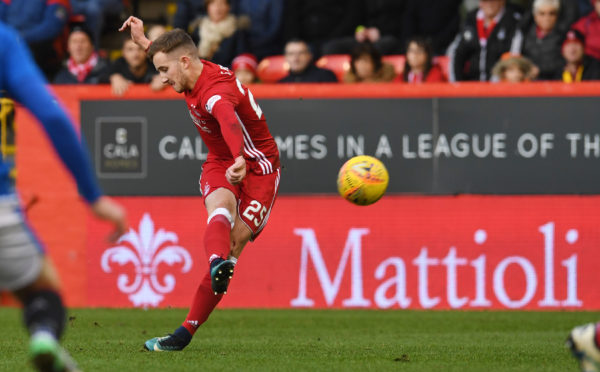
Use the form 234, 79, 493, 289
402, 36, 446, 82
572, 0, 600, 60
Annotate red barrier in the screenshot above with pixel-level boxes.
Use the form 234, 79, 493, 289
14, 83, 600, 307
86, 195, 600, 310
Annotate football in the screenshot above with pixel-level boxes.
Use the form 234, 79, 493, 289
337, 155, 389, 206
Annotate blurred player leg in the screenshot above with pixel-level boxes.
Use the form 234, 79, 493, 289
567, 322, 600, 372
4, 211, 80, 372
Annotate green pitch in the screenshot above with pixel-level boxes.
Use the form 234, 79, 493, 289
0, 308, 598, 371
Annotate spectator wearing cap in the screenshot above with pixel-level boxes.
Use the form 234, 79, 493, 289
0, 0, 70, 79
278, 39, 338, 83
447, 0, 523, 82
491, 53, 537, 81
232, 53, 258, 85
560, 29, 600, 81
53, 26, 110, 84
572, 0, 600, 60
511, 0, 566, 80
108, 36, 162, 96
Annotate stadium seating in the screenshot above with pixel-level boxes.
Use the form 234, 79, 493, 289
256, 55, 289, 83
434, 55, 450, 81
315, 54, 351, 82
382, 55, 406, 77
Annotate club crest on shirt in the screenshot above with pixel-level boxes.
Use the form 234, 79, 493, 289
189, 108, 211, 133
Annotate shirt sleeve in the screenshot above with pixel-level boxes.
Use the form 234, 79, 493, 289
205, 91, 244, 158
3, 27, 102, 203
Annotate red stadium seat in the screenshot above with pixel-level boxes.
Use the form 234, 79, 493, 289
256, 55, 289, 83
434, 55, 450, 81
315, 54, 351, 82
382, 55, 406, 77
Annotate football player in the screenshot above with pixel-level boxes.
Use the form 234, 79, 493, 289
120, 16, 281, 351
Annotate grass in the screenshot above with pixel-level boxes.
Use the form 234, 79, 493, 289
0, 308, 598, 371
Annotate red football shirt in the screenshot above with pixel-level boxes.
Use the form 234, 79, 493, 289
184, 60, 279, 175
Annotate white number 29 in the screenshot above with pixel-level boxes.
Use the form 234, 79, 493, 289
242, 200, 267, 227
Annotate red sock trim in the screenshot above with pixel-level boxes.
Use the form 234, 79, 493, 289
595, 322, 600, 349
182, 271, 223, 336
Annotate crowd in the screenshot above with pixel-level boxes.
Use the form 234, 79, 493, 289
2, 0, 600, 91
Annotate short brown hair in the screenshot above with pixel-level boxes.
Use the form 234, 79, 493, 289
147, 29, 197, 59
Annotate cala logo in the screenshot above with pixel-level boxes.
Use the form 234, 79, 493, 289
101, 213, 193, 308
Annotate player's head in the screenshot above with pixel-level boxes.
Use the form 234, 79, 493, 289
148, 29, 199, 93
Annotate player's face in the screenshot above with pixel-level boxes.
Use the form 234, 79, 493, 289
123, 39, 146, 69
68, 31, 94, 64
207, 0, 230, 23
596, 0, 600, 16
479, 0, 505, 19
534, 5, 558, 33
562, 42, 584, 63
284, 42, 312, 73
153, 51, 186, 93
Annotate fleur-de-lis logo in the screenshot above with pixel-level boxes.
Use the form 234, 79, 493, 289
101, 213, 193, 308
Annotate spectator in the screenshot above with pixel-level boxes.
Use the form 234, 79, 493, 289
513, 0, 579, 32
343, 42, 396, 83
491, 53, 537, 81
279, 39, 338, 83
447, 0, 522, 81
147, 24, 168, 42
403, 0, 462, 55
109, 36, 162, 96
237, 0, 284, 60
402, 37, 447, 82
325, 0, 407, 55
53, 26, 110, 84
232, 53, 258, 85
572, 0, 600, 60
70, 0, 125, 47
512, 0, 565, 80
560, 29, 600, 81
173, 0, 206, 33
283, 0, 364, 57
0, 0, 70, 79
196, 0, 250, 67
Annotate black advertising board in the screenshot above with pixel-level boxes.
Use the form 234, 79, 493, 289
81, 96, 600, 195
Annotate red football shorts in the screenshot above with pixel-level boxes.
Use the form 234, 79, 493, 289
199, 160, 281, 240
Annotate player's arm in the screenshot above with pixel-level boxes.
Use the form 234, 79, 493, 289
119, 16, 151, 52
3, 28, 127, 239
209, 97, 247, 185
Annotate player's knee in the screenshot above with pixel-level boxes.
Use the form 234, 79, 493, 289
207, 207, 234, 227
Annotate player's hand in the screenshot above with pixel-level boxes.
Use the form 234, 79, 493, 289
119, 16, 151, 52
91, 196, 128, 242
226, 156, 247, 185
